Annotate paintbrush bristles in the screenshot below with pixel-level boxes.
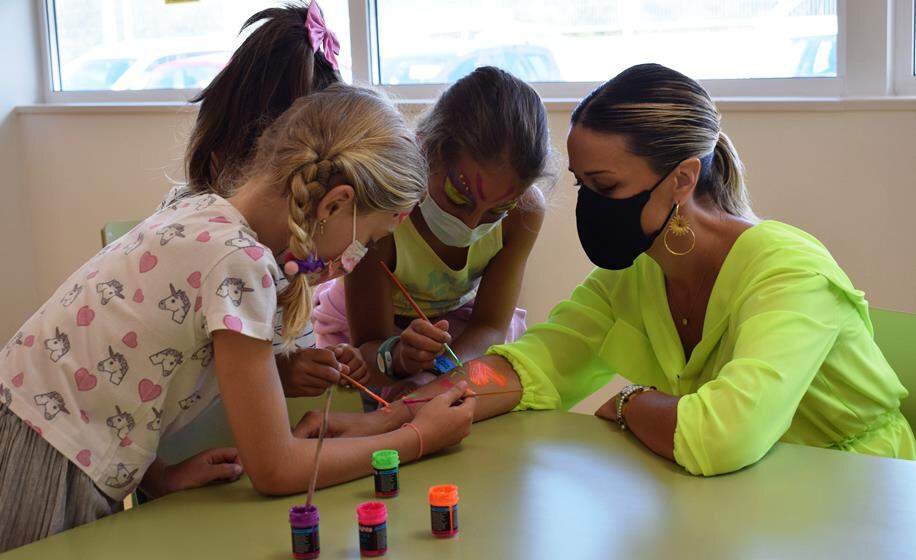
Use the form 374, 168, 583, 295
305, 388, 333, 508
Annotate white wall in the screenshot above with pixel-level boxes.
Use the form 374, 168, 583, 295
9, 104, 916, 340
0, 2, 41, 341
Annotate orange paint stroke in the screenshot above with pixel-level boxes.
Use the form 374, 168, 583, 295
468, 362, 507, 387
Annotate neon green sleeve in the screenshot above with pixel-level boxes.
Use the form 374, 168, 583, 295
674, 273, 844, 476
487, 269, 618, 411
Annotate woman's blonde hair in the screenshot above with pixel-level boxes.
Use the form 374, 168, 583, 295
571, 63, 754, 219
250, 84, 427, 347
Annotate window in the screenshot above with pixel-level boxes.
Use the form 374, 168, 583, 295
38, 0, 916, 102
46, 0, 351, 95
374, 0, 838, 85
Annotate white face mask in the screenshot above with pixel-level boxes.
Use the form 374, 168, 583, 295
419, 194, 503, 248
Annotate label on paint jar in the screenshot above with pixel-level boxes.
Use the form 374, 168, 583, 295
374, 468, 399, 495
359, 521, 388, 552
430, 504, 459, 533
291, 524, 320, 557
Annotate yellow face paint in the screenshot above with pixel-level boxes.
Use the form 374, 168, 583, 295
444, 175, 471, 206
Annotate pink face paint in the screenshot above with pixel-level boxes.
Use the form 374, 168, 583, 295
357, 502, 388, 556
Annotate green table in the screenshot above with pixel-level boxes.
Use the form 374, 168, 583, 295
6, 411, 916, 559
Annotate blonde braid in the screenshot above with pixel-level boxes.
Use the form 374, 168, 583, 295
249, 84, 428, 349
277, 158, 336, 350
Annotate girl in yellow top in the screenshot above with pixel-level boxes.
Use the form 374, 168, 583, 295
311, 67, 550, 400
306, 64, 914, 475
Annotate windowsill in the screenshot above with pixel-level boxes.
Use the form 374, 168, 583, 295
15, 96, 916, 115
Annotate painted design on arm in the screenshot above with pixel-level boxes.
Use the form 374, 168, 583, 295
467, 361, 507, 387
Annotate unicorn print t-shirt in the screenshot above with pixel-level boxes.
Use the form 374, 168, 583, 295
0, 194, 279, 500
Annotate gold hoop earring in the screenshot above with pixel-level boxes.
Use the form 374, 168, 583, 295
664, 203, 695, 256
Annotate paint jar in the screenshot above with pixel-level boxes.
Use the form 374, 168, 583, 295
428, 484, 459, 538
289, 504, 320, 559
371, 450, 400, 498
357, 501, 388, 557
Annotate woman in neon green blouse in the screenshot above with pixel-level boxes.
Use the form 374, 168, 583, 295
302, 63, 914, 475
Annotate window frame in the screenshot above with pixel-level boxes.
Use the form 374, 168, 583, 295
34, 0, 915, 105
894, 0, 916, 95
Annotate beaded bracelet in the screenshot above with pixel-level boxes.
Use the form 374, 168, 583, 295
615, 384, 657, 431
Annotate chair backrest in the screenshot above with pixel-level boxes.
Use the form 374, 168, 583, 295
100, 221, 364, 464
870, 307, 916, 428
101, 221, 141, 247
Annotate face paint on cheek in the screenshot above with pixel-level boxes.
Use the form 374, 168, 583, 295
475, 172, 486, 202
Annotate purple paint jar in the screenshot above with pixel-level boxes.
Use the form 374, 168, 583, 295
290, 504, 320, 559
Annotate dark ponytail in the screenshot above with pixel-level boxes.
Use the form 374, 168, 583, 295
185, 1, 341, 195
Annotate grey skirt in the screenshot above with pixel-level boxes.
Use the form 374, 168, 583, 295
0, 405, 121, 553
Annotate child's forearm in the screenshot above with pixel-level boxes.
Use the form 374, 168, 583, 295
256, 427, 421, 495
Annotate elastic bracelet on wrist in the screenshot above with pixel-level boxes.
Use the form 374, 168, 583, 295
402, 422, 424, 459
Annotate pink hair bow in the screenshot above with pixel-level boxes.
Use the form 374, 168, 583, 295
305, 1, 340, 71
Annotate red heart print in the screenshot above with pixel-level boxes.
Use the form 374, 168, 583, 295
196, 231, 211, 243
11, 372, 23, 387
194, 296, 202, 312
23, 335, 34, 347
122, 331, 138, 348
86, 270, 99, 280
76, 449, 92, 467
223, 315, 243, 332
132, 289, 144, 303
74, 368, 98, 391
119, 437, 132, 448
187, 271, 202, 289
80, 410, 90, 423
209, 216, 231, 224
138, 378, 162, 402
243, 247, 265, 261
261, 274, 273, 288
76, 306, 95, 327
139, 252, 158, 274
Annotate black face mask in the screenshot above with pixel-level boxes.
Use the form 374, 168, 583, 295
575, 171, 676, 270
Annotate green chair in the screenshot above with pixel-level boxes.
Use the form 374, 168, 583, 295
100, 222, 364, 465
101, 220, 140, 247
871, 307, 916, 428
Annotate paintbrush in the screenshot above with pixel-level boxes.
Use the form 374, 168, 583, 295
378, 260, 464, 370
305, 387, 333, 509
401, 389, 522, 405
339, 369, 391, 408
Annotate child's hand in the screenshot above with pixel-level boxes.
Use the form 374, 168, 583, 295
333, 344, 369, 386
410, 381, 476, 454
279, 348, 343, 397
395, 319, 451, 375
162, 447, 244, 495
